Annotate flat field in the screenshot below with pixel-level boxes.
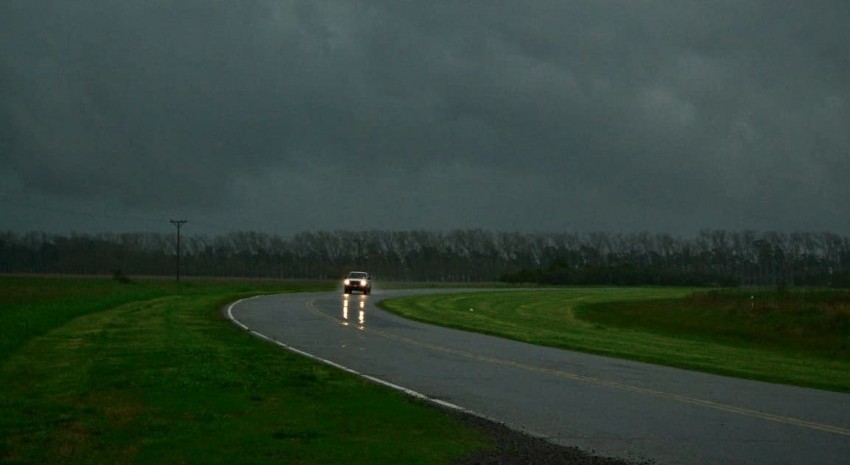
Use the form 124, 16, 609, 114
0, 276, 488, 464
6, 277, 848, 464
379, 287, 850, 392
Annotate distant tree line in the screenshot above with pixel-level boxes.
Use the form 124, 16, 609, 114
1, 229, 849, 287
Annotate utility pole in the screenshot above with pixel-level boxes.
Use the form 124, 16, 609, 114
170, 219, 187, 282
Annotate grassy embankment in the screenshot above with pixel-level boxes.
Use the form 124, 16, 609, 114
0, 276, 488, 464
380, 287, 850, 392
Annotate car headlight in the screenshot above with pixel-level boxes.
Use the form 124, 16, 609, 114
360, 279, 367, 286
344, 279, 350, 285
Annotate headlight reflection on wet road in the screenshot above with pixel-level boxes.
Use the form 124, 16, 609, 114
341, 294, 367, 329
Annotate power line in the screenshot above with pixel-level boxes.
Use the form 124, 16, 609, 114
0, 194, 231, 232
0, 194, 165, 225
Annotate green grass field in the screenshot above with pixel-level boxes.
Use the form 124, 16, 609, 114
0, 276, 487, 464
379, 288, 850, 392
6, 277, 849, 464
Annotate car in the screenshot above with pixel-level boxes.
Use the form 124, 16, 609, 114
343, 271, 372, 295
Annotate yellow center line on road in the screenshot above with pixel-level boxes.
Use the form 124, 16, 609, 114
306, 297, 850, 437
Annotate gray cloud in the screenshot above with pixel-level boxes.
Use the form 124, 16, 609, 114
1, 0, 848, 235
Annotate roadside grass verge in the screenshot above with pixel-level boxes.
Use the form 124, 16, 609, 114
576, 288, 850, 359
0, 276, 488, 464
379, 288, 850, 393
0, 276, 329, 364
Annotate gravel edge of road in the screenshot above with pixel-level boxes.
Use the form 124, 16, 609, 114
448, 407, 652, 465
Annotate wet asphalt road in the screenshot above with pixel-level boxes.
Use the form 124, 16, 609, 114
227, 289, 850, 465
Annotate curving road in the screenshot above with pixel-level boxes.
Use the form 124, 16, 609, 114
227, 289, 850, 465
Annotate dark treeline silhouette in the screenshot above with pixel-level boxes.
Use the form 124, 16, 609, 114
2, 229, 849, 286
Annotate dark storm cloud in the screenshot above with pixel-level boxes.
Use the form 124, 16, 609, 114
1, 1, 848, 234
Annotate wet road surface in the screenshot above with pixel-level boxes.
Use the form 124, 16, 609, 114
227, 290, 850, 465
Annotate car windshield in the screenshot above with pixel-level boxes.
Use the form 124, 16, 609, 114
348, 272, 368, 279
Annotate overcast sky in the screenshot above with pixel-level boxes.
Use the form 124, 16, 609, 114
1, 1, 848, 237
